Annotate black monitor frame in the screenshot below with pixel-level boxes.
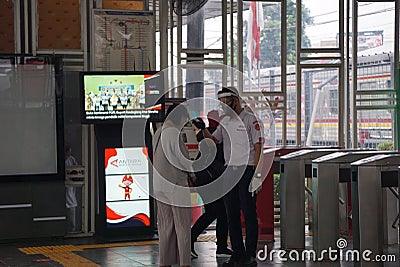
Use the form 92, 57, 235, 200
79, 71, 165, 124
94, 123, 155, 240
0, 55, 65, 182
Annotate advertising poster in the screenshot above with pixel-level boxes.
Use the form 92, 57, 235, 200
104, 147, 150, 228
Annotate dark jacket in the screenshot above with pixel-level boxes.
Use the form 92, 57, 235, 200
193, 127, 225, 187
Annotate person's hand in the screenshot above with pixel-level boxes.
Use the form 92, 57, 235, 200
248, 172, 263, 197
192, 118, 206, 130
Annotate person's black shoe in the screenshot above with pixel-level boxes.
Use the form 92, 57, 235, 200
216, 247, 233, 257
238, 255, 257, 266
222, 256, 239, 266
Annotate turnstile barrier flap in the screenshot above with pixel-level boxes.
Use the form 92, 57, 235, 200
312, 150, 396, 165
351, 153, 400, 167
312, 151, 348, 163
280, 149, 339, 160
280, 149, 316, 160
312, 152, 389, 183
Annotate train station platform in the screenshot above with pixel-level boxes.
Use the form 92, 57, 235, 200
0, 230, 398, 267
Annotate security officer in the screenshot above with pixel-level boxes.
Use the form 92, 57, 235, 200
195, 86, 264, 266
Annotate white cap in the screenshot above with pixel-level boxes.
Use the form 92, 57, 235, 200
217, 86, 239, 99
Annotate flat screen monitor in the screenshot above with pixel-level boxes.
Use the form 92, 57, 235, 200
80, 71, 164, 123
105, 147, 151, 228
0, 56, 63, 181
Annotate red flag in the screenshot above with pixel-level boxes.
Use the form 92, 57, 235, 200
252, 2, 261, 62
247, 2, 264, 69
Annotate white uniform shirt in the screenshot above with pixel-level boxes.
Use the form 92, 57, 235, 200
120, 95, 128, 106
110, 94, 119, 106
213, 110, 264, 166
101, 94, 109, 105
94, 96, 101, 109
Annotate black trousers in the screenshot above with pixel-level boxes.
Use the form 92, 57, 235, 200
191, 197, 229, 249
223, 165, 258, 258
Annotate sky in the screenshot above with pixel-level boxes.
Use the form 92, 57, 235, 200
303, 0, 395, 48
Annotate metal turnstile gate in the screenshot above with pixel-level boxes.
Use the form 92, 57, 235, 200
351, 154, 400, 266
279, 149, 341, 250
311, 151, 396, 256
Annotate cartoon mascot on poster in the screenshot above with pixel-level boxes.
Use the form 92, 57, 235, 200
119, 175, 133, 200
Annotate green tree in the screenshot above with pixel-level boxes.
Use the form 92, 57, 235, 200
377, 141, 394, 151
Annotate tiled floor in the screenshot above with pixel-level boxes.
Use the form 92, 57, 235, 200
0, 232, 398, 266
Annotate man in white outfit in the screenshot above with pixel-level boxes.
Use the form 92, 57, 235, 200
65, 144, 79, 233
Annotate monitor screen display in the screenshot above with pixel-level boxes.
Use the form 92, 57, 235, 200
0, 57, 61, 179
105, 147, 151, 228
81, 71, 164, 123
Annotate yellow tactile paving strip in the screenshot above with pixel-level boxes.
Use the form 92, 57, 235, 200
197, 235, 218, 242
274, 232, 312, 238
19, 238, 214, 266
78, 240, 159, 250
19, 245, 97, 267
